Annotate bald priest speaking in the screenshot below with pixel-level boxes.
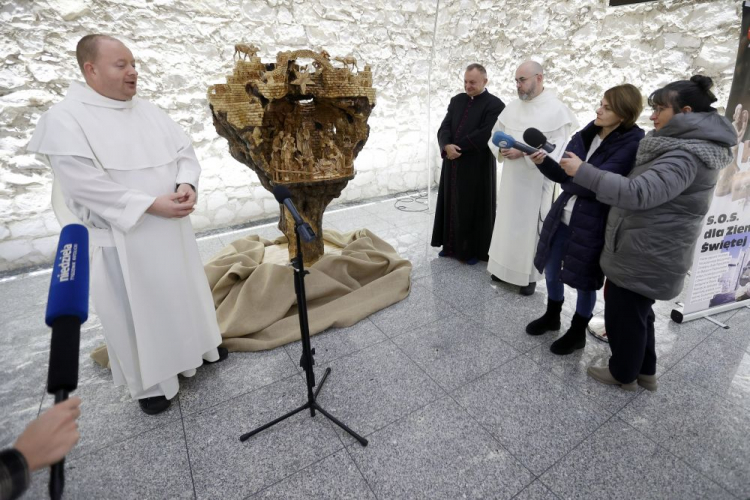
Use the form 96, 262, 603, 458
27, 35, 228, 415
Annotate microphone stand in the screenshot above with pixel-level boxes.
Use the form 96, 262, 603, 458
239, 220, 368, 447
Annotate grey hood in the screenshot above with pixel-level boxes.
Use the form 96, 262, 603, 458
637, 112, 736, 171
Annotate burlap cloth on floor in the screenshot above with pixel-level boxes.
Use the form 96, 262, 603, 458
91, 228, 411, 366
209, 228, 412, 351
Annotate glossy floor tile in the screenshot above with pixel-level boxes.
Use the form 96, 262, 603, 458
3, 196, 749, 499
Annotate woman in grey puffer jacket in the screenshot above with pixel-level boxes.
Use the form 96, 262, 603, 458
561, 76, 736, 392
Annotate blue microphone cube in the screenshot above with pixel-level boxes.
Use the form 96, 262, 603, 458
45, 224, 90, 327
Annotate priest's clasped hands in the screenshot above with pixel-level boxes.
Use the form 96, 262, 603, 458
528, 150, 584, 176
146, 183, 196, 218
444, 143, 462, 159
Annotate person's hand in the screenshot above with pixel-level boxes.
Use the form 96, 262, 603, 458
175, 183, 196, 204
529, 150, 546, 165
14, 397, 81, 472
500, 148, 525, 160
147, 192, 195, 218
560, 152, 583, 176
733, 104, 748, 142
731, 170, 750, 202
444, 144, 462, 160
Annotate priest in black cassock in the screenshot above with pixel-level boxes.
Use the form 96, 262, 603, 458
431, 63, 505, 264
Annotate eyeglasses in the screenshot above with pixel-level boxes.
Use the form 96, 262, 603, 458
651, 105, 671, 115
515, 74, 539, 84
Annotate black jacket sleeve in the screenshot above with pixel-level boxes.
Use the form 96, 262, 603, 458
453, 97, 505, 153
437, 97, 456, 154
0, 449, 30, 500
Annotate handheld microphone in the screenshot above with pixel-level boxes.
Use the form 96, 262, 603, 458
523, 128, 556, 153
272, 186, 316, 243
45, 223, 89, 500
491, 131, 538, 155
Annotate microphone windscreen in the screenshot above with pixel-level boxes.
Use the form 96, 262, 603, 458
273, 185, 292, 204
45, 224, 89, 327
523, 128, 547, 149
492, 131, 516, 148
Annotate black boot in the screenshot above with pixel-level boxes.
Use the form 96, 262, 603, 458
550, 312, 590, 355
526, 299, 563, 336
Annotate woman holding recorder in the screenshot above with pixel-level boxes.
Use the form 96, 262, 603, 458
526, 84, 644, 357
560, 75, 736, 391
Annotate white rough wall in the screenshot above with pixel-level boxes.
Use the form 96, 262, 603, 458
0, 0, 742, 273
427, 0, 741, 183
0, 0, 439, 272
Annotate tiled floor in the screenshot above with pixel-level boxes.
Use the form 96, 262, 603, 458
1, 194, 749, 499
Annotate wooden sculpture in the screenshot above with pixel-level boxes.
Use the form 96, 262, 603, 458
207, 48, 376, 265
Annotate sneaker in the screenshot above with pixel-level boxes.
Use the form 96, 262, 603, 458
637, 373, 658, 392
519, 282, 536, 296
586, 365, 637, 391
465, 257, 479, 265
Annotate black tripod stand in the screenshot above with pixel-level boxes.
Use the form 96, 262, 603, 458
240, 215, 368, 447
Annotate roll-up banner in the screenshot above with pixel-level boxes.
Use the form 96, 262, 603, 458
672, 1, 750, 324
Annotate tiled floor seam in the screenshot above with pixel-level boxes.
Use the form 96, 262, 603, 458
609, 411, 742, 500
177, 394, 199, 500
379, 307, 527, 395
509, 481, 562, 500
61, 417, 180, 466
442, 388, 539, 485
240, 448, 347, 500
180, 371, 303, 419
381, 319, 540, 491
341, 442, 381, 500
532, 412, 620, 485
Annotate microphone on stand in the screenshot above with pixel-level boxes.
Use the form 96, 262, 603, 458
523, 128, 556, 153
45, 223, 89, 500
491, 131, 538, 155
272, 186, 316, 243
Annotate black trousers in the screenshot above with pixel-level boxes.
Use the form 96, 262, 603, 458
604, 280, 656, 383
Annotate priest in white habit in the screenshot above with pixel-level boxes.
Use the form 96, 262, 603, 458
487, 61, 578, 295
27, 35, 226, 415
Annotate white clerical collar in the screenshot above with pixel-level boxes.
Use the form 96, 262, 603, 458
67, 81, 136, 109
469, 88, 488, 100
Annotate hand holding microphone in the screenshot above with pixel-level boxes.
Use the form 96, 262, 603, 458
560, 152, 583, 177
491, 131, 538, 154
45, 223, 89, 500
523, 128, 557, 154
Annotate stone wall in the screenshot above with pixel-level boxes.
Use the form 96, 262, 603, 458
427, 0, 741, 181
0, 0, 741, 272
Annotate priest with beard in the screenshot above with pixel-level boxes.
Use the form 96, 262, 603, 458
431, 64, 505, 265
487, 61, 578, 295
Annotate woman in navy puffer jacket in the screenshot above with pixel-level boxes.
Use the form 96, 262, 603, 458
525, 84, 645, 356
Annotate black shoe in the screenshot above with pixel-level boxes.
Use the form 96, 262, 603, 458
550, 312, 590, 355
519, 282, 537, 296
490, 274, 502, 283
139, 396, 171, 415
203, 347, 229, 365
526, 299, 563, 336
